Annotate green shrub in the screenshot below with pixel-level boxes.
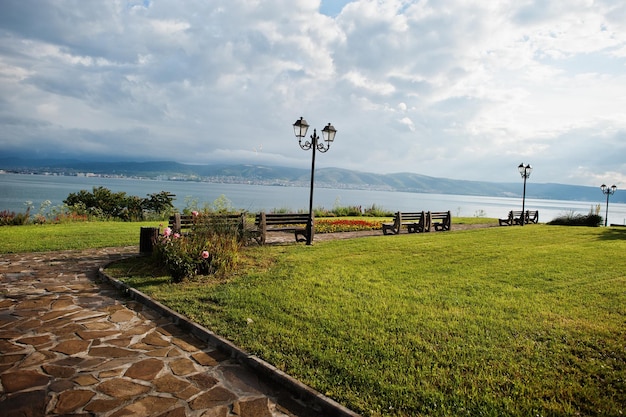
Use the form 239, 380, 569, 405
152, 212, 244, 282
547, 211, 603, 227
0, 208, 31, 226
64, 187, 175, 221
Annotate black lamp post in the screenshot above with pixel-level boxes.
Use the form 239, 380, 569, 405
293, 117, 337, 245
600, 184, 617, 227
518, 163, 532, 226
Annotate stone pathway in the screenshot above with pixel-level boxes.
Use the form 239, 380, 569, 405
0, 247, 323, 417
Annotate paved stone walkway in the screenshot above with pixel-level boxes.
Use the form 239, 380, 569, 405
0, 246, 322, 417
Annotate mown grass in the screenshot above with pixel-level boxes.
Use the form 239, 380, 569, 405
0, 221, 161, 253
107, 225, 626, 417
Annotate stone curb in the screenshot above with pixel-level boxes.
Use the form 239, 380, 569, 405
98, 263, 361, 417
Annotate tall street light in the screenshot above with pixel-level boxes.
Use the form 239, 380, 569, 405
518, 163, 532, 226
293, 117, 337, 245
600, 184, 617, 227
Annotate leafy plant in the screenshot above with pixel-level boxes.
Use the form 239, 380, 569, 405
152, 211, 244, 282
547, 211, 603, 226
64, 186, 175, 221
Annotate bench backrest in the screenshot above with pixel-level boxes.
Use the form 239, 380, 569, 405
397, 212, 425, 222
429, 211, 450, 220
256, 212, 311, 226
169, 213, 245, 234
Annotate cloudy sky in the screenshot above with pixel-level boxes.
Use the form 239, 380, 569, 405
1, 0, 625, 186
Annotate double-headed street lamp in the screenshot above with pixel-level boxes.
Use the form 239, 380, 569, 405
293, 117, 337, 245
518, 163, 532, 226
600, 184, 617, 227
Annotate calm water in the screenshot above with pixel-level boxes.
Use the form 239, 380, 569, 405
2, 173, 625, 225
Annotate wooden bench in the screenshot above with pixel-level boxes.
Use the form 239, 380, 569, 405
499, 210, 539, 226
253, 212, 312, 244
382, 211, 426, 235
168, 213, 246, 236
427, 211, 452, 231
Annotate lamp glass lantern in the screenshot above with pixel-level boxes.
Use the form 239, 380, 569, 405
293, 117, 309, 139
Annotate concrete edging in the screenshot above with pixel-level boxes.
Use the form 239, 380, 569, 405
98, 265, 361, 417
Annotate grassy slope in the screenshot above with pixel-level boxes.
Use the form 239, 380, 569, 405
108, 225, 626, 417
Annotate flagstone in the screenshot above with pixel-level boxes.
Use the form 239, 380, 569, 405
21, 350, 57, 368
43, 363, 76, 378
171, 337, 199, 352
176, 384, 201, 400
0, 329, 22, 339
49, 379, 75, 392
189, 386, 237, 410
99, 368, 125, 378
97, 378, 151, 398
142, 331, 171, 347
53, 389, 96, 414
146, 346, 173, 357
233, 397, 272, 417
167, 348, 183, 357
89, 346, 137, 357
169, 357, 198, 376
0, 339, 24, 353
1, 369, 51, 392
82, 320, 117, 330
51, 297, 75, 310
109, 395, 179, 417
83, 398, 126, 413
17, 335, 52, 346
188, 373, 219, 390
110, 309, 136, 323
154, 373, 192, 393
156, 406, 188, 417
124, 358, 164, 380
41, 310, 74, 321
15, 298, 51, 310
191, 351, 219, 367
0, 389, 47, 417
74, 374, 99, 386
108, 337, 134, 347
51, 339, 91, 355
123, 324, 154, 335
76, 329, 120, 340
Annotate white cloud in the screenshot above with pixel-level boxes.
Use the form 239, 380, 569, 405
0, 0, 624, 187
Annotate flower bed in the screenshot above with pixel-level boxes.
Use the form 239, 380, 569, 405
315, 218, 382, 233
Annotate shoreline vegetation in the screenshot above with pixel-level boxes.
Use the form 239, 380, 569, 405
1, 218, 624, 416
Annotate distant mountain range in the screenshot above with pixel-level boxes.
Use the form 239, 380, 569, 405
1, 157, 623, 203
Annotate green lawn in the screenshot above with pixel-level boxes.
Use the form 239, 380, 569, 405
106, 225, 626, 417
0, 221, 162, 253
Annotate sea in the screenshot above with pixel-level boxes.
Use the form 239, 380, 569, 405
1, 172, 625, 225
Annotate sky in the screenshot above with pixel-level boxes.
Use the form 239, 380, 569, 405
0, 0, 625, 187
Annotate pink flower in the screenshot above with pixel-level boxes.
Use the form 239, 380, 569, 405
173, 233, 181, 238
201, 250, 210, 259
163, 227, 172, 237
192, 211, 199, 217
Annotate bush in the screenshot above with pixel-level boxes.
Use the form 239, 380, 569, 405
64, 187, 175, 221
0, 208, 30, 226
547, 212, 603, 227
153, 211, 244, 282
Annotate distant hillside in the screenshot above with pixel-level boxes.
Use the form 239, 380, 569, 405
1, 158, 623, 203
